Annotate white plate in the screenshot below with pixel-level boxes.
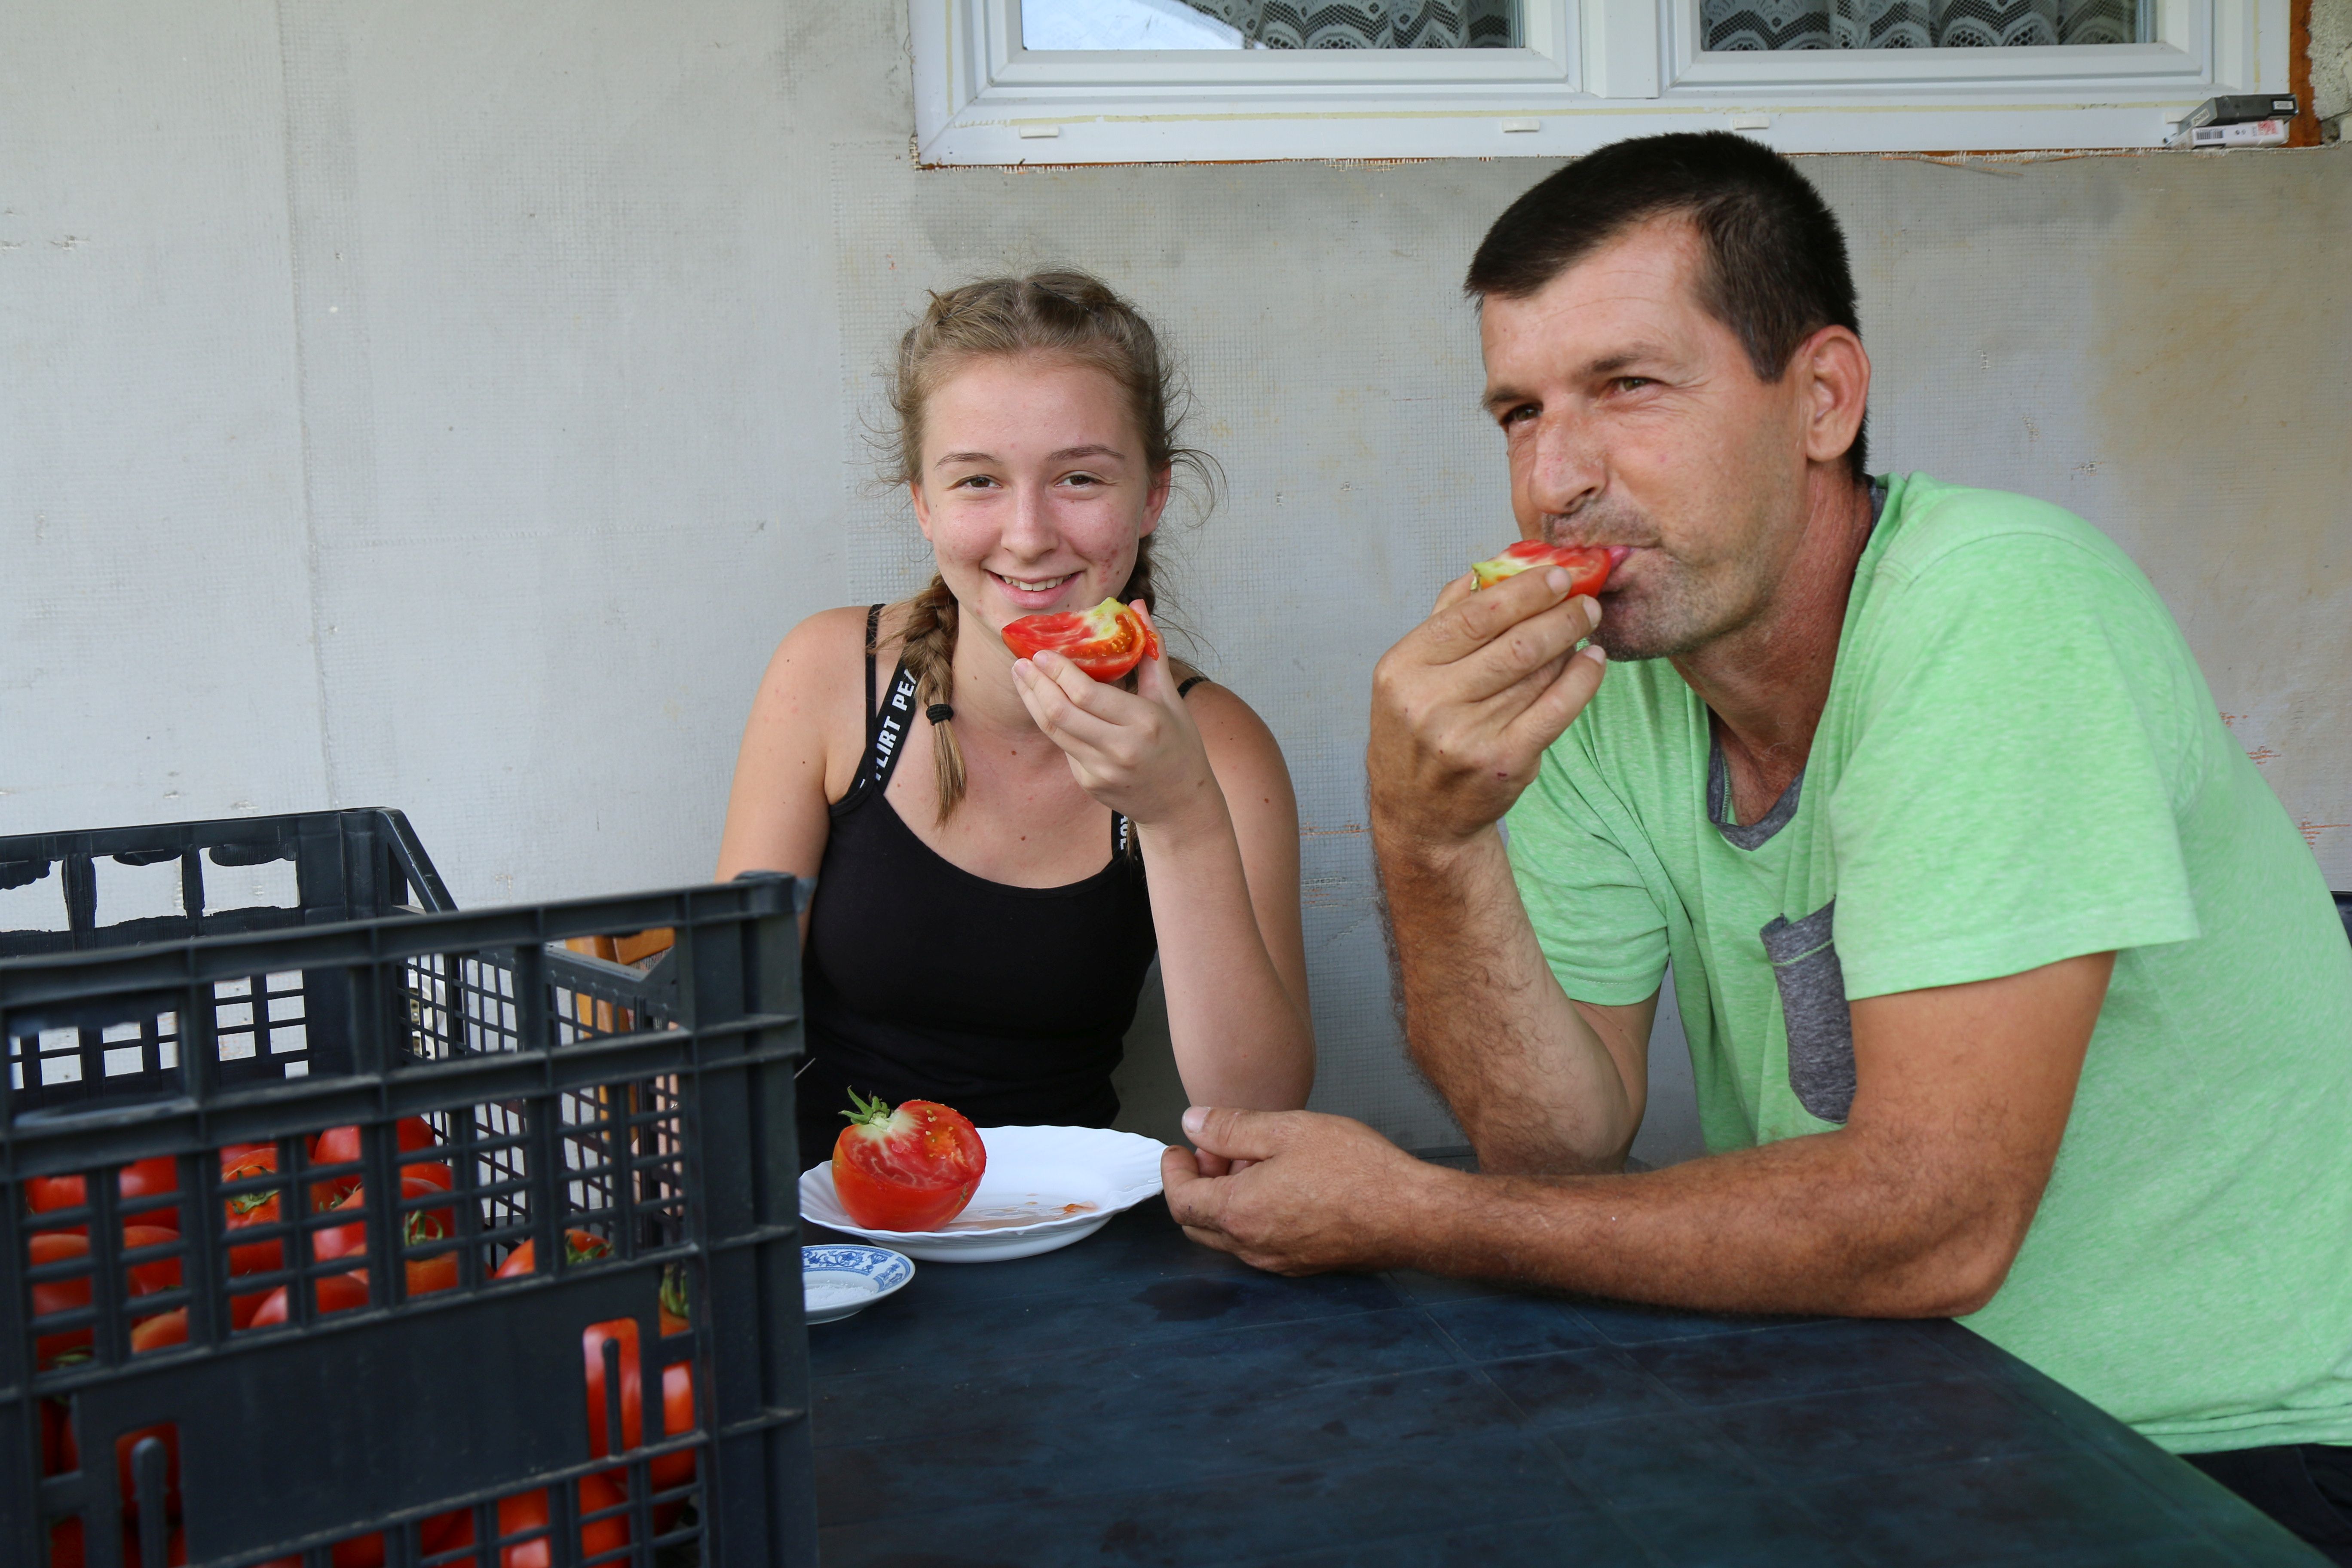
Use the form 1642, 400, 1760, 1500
801, 1243, 915, 1323
801, 1124, 1167, 1263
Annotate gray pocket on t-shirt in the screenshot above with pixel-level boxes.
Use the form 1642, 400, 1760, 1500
1761, 900, 1856, 1124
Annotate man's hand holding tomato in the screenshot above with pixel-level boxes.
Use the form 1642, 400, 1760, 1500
1366, 564, 1607, 858
1009, 603, 1226, 842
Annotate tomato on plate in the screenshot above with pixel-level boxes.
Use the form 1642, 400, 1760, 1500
1469, 540, 1630, 596
1001, 598, 1161, 683
830, 1090, 986, 1231
27, 1156, 182, 1235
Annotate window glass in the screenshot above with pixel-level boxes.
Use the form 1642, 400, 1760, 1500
1700, 0, 2147, 48
1022, 0, 1524, 49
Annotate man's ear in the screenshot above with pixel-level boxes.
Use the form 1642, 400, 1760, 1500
1797, 325, 1871, 470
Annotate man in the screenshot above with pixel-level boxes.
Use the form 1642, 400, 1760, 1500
1162, 132, 2352, 1557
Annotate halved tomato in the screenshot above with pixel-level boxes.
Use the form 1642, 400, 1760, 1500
1469, 540, 1630, 596
830, 1090, 986, 1232
1001, 598, 1161, 683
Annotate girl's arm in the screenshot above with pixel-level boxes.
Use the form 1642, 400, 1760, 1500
1013, 637, 1315, 1113
716, 607, 869, 932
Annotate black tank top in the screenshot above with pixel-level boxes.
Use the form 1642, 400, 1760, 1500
794, 606, 1203, 1168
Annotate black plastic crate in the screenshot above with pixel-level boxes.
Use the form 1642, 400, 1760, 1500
1, 873, 815, 1568
1, 812, 458, 1112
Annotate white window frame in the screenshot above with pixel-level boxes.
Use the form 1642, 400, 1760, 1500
910, 0, 2290, 162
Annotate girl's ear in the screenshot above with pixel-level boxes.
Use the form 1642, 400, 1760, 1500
910, 478, 936, 540
1140, 464, 1173, 538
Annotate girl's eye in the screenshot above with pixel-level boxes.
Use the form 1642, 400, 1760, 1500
953, 474, 999, 490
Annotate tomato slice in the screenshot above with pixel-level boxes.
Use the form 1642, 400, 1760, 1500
830, 1090, 987, 1232
1000, 598, 1161, 682
1469, 540, 1631, 596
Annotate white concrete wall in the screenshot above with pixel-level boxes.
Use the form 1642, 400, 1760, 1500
6, 3, 2347, 1158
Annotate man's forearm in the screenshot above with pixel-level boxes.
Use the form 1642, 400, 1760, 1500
1389, 1126, 2018, 1319
1376, 824, 1638, 1172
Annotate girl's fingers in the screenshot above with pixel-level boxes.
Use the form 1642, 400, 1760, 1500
1023, 652, 1126, 753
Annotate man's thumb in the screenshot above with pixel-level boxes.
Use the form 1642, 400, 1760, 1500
1182, 1106, 1284, 1162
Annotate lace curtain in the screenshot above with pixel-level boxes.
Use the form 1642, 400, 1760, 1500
1179, 1, 1520, 47
1701, 0, 2140, 47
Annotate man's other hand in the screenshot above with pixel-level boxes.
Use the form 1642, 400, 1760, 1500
1368, 565, 1607, 849
1161, 1107, 1440, 1275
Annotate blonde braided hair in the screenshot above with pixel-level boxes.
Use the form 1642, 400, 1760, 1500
882, 272, 1210, 824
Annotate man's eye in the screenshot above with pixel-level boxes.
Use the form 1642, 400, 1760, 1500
1612, 377, 1654, 393
1500, 404, 1538, 428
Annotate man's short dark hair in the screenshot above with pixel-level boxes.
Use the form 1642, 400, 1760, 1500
1467, 131, 1868, 480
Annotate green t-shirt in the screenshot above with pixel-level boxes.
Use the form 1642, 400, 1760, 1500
1506, 473, 2352, 1453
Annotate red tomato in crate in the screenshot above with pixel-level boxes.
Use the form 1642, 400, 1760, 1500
492, 1229, 612, 1280
582, 1317, 698, 1492
422, 1472, 631, 1568
311, 1176, 458, 1267
30, 1233, 97, 1366
308, 1116, 442, 1208
114, 1422, 182, 1522
1468, 539, 1630, 595
129, 1309, 187, 1353
253, 1534, 386, 1568
247, 1270, 374, 1326
1000, 598, 1161, 682
830, 1091, 986, 1231
219, 1146, 289, 1277
27, 1157, 183, 1235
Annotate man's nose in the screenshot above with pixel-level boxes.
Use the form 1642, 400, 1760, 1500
1527, 411, 1605, 520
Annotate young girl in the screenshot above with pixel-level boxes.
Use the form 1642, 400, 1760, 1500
716, 272, 1314, 1166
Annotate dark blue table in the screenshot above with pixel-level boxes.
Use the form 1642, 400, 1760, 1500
806, 1202, 2322, 1566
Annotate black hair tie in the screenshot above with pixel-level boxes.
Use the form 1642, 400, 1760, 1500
925, 703, 955, 724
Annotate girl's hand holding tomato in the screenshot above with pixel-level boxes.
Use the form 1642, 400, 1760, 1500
1009, 603, 1223, 837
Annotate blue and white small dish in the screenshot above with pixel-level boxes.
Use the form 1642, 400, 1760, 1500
802, 1244, 915, 1324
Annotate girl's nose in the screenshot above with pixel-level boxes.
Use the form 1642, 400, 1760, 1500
1001, 482, 1057, 555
